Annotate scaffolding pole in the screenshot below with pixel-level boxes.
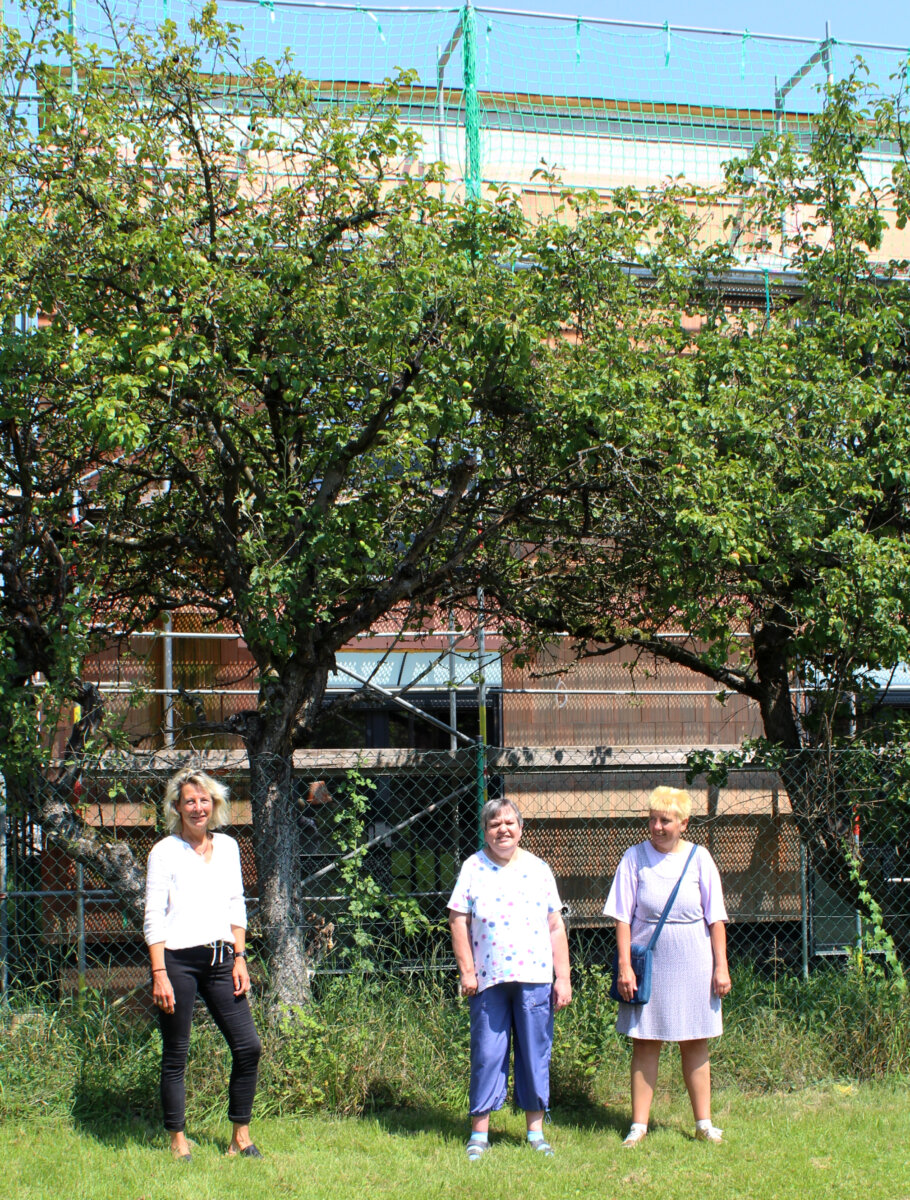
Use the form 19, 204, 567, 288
461, 1, 481, 201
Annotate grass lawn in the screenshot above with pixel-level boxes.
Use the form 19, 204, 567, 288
6, 1082, 910, 1200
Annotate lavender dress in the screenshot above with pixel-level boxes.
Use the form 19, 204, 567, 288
604, 841, 728, 1041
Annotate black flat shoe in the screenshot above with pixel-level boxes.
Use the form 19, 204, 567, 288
239, 1144, 263, 1159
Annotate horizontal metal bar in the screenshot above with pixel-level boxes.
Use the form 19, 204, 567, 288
125, 631, 245, 639
498, 687, 753, 696
40, 683, 482, 696
310, 962, 459, 976
1, 889, 115, 899
223, 2, 908, 53
107, 627, 748, 642
119, 629, 485, 639
322, 685, 484, 695
472, 8, 824, 44
498, 685, 811, 694
30, 680, 798, 699
227, 0, 462, 14
96, 686, 261, 695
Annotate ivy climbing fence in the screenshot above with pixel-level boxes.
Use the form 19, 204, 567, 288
2, 746, 909, 1006
4, 2, 910, 239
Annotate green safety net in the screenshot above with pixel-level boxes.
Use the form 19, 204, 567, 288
5, 2, 910, 224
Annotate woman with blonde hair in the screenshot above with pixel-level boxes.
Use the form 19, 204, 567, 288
604, 785, 730, 1146
144, 767, 263, 1161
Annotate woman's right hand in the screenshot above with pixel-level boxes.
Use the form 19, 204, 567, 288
152, 970, 176, 1014
460, 969, 479, 998
616, 962, 638, 1002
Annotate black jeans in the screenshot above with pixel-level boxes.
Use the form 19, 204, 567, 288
158, 945, 262, 1131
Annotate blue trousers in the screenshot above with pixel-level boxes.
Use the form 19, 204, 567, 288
468, 981, 553, 1115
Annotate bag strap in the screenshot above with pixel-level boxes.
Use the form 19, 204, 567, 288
645, 844, 698, 952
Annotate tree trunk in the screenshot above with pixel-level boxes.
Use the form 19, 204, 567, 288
9, 772, 146, 925
246, 662, 332, 1009
778, 748, 910, 958
247, 750, 315, 1007
751, 620, 900, 949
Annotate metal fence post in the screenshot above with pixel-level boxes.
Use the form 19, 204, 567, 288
853, 809, 863, 958
799, 839, 810, 979
475, 740, 485, 851
0, 776, 8, 1008
76, 861, 87, 1008
68, 0, 78, 93
163, 612, 175, 747
448, 611, 458, 752
436, 15, 464, 205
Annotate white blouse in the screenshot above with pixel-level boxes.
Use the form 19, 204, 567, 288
143, 832, 247, 949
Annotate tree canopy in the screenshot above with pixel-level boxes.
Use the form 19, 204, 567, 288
0, 3, 667, 998
521, 73, 910, 739
502, 71, 910, 934
5, 4, 910, 986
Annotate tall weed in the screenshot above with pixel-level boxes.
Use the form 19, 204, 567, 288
2, 963, 908, 1126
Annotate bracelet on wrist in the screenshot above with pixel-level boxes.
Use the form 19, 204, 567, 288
152, 968, 167, 973
233, 950, 246, 959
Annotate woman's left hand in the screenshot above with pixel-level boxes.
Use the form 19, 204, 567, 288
233, 955, 251, 997
553, 976, 573, 1011
712, 965, 731, 998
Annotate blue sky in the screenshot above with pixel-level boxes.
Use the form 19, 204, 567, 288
504, 1, 909, 48
38, 1, 910, 106
61, 2, 910, 56
67, 1, 910, 52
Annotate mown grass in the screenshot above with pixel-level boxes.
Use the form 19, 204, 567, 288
3, 965, 910, 1199
5, 1085, 910, 1200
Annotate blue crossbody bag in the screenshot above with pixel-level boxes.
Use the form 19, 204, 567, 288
609, 844, 698, 1005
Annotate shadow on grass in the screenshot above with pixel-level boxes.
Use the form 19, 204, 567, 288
553, 1099, 629, 1136
371, 1101, 467, 1143
71, 1078, 163, 1148
71, 1093, 233, 1158
370, 1095, 629, 1145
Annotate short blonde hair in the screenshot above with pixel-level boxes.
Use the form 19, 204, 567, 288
163, 768, 230, 833
648, 786, 692, 821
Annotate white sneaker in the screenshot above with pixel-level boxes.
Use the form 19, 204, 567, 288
695, 1124, 723, 1143
622, 1125, 648, 1147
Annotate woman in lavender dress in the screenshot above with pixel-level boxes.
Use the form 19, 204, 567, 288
604, 786, 730, 1147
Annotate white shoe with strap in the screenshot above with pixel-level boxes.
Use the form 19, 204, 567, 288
622, 1124, 648, 1147
695, 1123, 723, 1143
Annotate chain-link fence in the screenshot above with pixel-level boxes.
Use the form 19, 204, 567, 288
2, 745, 909, 1003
